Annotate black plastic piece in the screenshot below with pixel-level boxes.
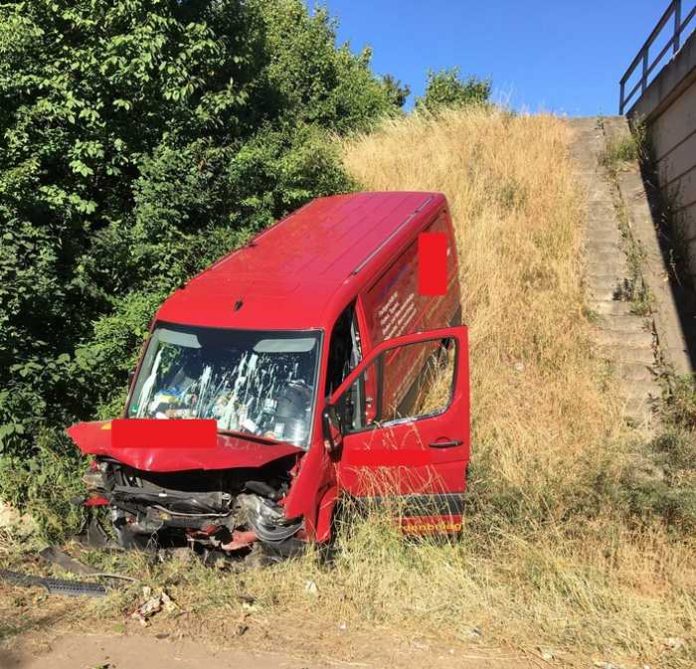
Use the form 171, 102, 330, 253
0, 569, 107, 597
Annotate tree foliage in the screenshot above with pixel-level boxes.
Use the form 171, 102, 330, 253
381, 74, 411, 109
416, 67, 491, 113
0, 0, 398, 520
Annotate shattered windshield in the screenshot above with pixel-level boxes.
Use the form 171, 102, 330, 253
127, 324, 321, 448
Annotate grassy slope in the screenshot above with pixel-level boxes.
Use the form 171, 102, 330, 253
2, 108, 694, 667
335, 108, 695, 662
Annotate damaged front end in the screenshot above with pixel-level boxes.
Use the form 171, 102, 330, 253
86, 462, 303, 556
67, 324, 324, 557
69, 421, 307, 558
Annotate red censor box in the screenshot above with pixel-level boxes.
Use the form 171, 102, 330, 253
111, 418, 217, 449
418, 232, 448, 295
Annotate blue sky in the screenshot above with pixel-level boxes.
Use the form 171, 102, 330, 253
314, 1, 676, 116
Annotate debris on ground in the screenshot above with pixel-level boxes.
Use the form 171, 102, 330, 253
304, 579, 318, 597
73, 514, 111, 549
465, 627, 482, 641
0, 569, 107, 597
0, 501, 37, 539
130, 586, 178, 626
663, 637, 686, 651
537, 647, 556, 661
39, 545, 100, 575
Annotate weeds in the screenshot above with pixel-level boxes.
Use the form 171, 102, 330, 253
601, 120, 647, 171
615, 197, 654, 315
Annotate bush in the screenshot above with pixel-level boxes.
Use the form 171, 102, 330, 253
415, 67, 491, 113
0, 0, 396, 536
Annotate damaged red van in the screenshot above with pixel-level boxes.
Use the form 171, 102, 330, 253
67, 191, 470, 557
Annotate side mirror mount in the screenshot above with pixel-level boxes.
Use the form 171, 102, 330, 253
322, 404, 344, 453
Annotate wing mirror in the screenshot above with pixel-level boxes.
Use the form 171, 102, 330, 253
322, 404, 344, 453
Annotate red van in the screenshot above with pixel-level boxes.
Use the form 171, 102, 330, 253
67, 192, 470, 556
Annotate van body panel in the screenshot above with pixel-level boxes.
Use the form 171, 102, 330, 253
327, 327, 470, 499
361, 208, 460, 344
156, 192, 443, 331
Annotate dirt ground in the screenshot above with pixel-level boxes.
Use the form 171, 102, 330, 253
0, 582, 541, 669
3, 630, 545, 669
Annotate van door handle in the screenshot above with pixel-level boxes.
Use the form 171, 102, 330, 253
429, 439, 463, 448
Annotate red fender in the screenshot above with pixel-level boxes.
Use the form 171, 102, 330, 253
315, 487, 339, 543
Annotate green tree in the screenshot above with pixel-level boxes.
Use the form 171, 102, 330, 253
381, 74, 411, 109
416, 67, 491, 113
255, 0, 396, 133
0, 0, 393, 534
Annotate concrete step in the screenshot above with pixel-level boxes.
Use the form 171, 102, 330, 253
622, 396, 656, 424
584, 240, 624, 254
586, 217, 621, 232
595, 328, 653, 349
585, 218, 620, 231
586, 203, 618, 221
586, 255, 628, 269
588, 299, 634, 317
587, 284, 623, 302
598, 343, 655, 365
619, 383, 660, 406
585, 273, 624, 289
595, 314, 651, 333
611, 361, 657, 382
585, 229, 624, 245
584, 193, 616, 207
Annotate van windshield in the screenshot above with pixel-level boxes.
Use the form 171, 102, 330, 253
127, 324, 321, 448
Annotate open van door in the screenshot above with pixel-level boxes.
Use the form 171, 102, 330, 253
324, 326, 470, 534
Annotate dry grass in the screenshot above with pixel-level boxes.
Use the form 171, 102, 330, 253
3, 108, 695, 667
322, 108, 693, 663
343, 108, 625, 515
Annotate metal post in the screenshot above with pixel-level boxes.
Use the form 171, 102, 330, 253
642, 50, 648, 93
619, 80, 625, 114
674, 0, 682, 53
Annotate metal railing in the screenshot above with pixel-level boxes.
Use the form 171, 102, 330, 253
619, 0, 696, 114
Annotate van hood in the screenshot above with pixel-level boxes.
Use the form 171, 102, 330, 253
66, 420, 303, 473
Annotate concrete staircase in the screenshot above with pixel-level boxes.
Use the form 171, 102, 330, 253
568, 117, 660, 425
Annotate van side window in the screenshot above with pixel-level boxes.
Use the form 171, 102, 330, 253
335, 336, 458, 435
325, 304, 361, 397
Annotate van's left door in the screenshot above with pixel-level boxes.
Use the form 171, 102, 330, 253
327, 326, 470, 534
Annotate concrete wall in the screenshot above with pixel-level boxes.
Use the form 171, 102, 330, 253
629, 30, 696, 280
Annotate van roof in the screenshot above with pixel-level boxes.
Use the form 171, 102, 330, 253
155, 191, 446, 331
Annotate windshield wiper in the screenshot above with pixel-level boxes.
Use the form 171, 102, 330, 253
217, 429, 281, 445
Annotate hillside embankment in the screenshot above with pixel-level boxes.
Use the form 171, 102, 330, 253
1, 107, 694, 669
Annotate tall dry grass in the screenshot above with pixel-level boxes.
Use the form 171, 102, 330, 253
343, 107, 625, 519
305, 107, 693, 663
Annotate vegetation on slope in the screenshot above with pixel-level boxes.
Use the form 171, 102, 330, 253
339, 109, 694, 663
0, 0, 399, 531
3, 107, 692, 667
